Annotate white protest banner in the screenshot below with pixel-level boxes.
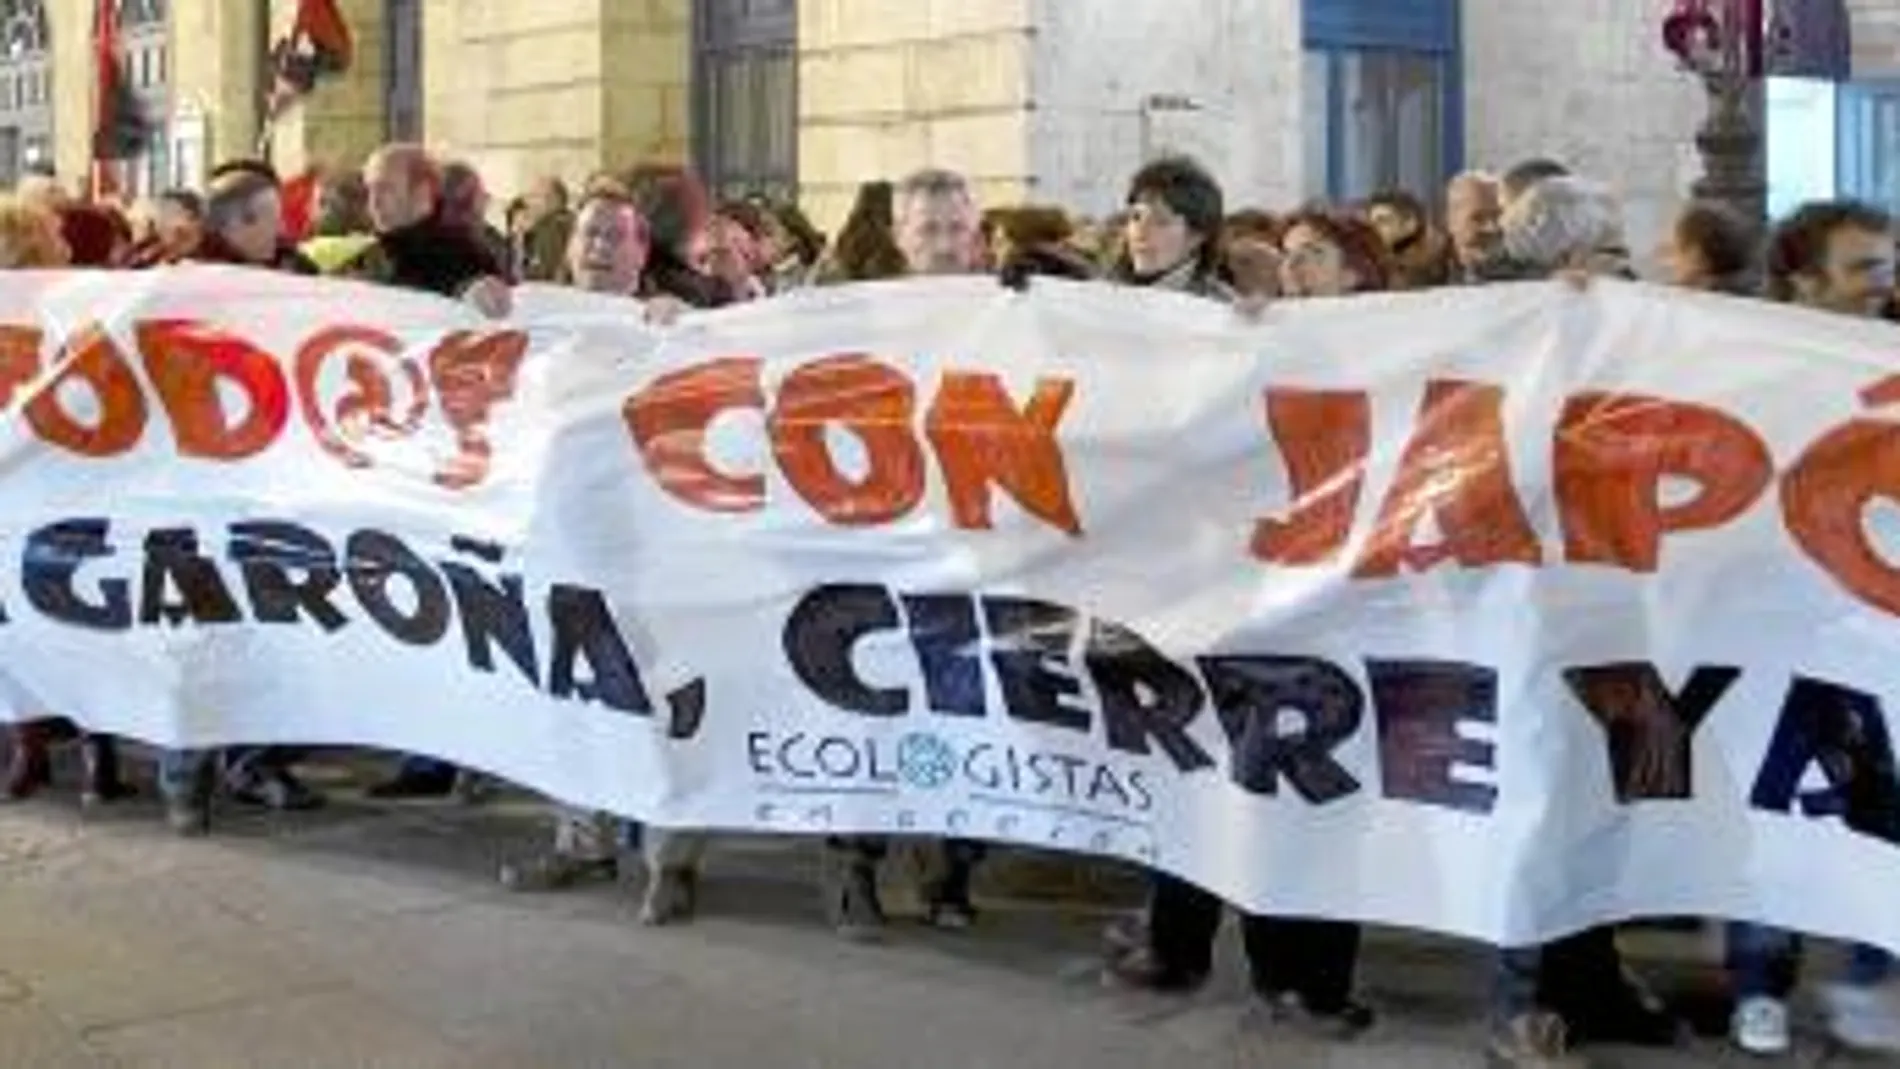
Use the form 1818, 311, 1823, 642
0, 267, 1896, 952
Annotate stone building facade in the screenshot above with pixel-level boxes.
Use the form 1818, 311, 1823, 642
14, 0, 1897, 250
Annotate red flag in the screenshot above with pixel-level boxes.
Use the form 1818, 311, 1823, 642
279, 167, 320, 243
89, 0, 118, 199
266, 0, 355, 120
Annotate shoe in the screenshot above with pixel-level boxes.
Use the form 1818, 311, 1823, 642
638, 866, 699, 926
4, 723, 52, 800
825, 860, 886, 943
1255, 991, 1375, 1040
1487, 1012, 1587, 1068
498, 851, 616, 892
163, 794, 211, 837
451, 770, 493, 805
228, 769, 325, 811
78, 735, 135, 809
1102, 913, 1148, 956
1820, 982, 1900, 1053
923, 877, 977, 931
1562, 978, 1683, 1048
1099, 944, 1209, 995
1730, 995, 1791, 1056
365, 769, 456, 800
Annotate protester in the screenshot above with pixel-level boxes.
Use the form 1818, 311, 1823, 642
1659, 202, 1756, 294
359, 142, 510, 312
1479, 176, 1685, 1069
442, 161, 513, 281
54, 202, 133, 269
0, 195, 134, 810
814, 180, 907, 284
1363, 189, 1451, 288
1724, 198, 1900, 1058
151, 165, 327, 835
1500, 157, 1571, 212
300, 171, 386, 277
703, 203, 768, 301
1444, 172, 1506, 283
131, 188, 205, 266
810, 168, 993, 942
0, 194, 68, 268
1093, 157, 1372, 1039
746, 193, 825, 292
356, 143, 510, 800
519, 176, 576, 283
1278, 209, 1394, 296
1499, 176, 1635, 280
1219, 209, 1282, 299
625, 164, 731, 309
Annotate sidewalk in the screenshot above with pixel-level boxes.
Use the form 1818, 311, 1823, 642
0, 776, 1880, 1068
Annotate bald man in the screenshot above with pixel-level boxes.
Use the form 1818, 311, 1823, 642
361, 143, 510, 317
1445, 172, 1503, 282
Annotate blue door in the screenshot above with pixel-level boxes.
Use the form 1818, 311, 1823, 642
1836, 82, 1900, 218
1303, 0, 1463, 204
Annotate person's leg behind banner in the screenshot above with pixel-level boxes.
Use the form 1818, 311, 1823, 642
1819, 944, 1900, 1053
156, 748, 215, 836
923, 838, 985, 930
1240, 914, 1373, 1037
499, 805, 619, 891
1484, 945, 1584, 1068
1102, 871, 1221, 993
822, 836, 887, 941
367, 754, 459, 800
1538, 926, 1679, 1048
1725, 922, 1800, 1055
223, 747, 324, 811
639, 828, 708, 926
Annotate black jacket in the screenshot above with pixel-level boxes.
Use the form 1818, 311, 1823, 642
639, 246, 734, 310
375, 214, 503, 298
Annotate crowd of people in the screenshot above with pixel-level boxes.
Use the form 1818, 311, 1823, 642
0, 143, 1896, 1069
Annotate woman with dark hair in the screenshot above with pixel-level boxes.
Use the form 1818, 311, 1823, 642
813, 180, 907, 284
1222, 209, 1283, 299
625, 164, 732, 308
1101, 157, 1369, 1040
1279, 210, 1395, 297
1111, 156, 1231, 297
1661, 202, 1757, 294
1363, 189, 1451, 289
754, 196, 825, 290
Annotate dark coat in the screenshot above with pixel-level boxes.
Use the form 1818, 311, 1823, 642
639, 246, 734, 309
375, 213, 503, 298
183, 233, 319, 275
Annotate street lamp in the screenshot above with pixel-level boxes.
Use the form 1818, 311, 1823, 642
1663, 0, 1767, 229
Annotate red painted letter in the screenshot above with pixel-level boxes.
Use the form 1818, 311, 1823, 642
1353, 379, 1541, 577
137, 319, 290, 460
27, 326, 147, 457
1252, 389, 1371, 565
427, 329, 529, 489
770, 354, 926, 526
1555, 391, 1772, 571
925, 372, 1080, 535
623, 356, 766, 512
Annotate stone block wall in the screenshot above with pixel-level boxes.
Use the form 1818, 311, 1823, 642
1463, 0, 1707, 267
797, 0, 1034, 231
420, 0, 690, 202
1029, 0, 1305, 220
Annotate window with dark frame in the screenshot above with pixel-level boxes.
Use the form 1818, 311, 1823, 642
384, 0, 423, 142
0, 0, 52, 188
692, 0, 797, 201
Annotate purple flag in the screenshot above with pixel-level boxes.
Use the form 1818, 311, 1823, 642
1765, 0, 1852, 80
